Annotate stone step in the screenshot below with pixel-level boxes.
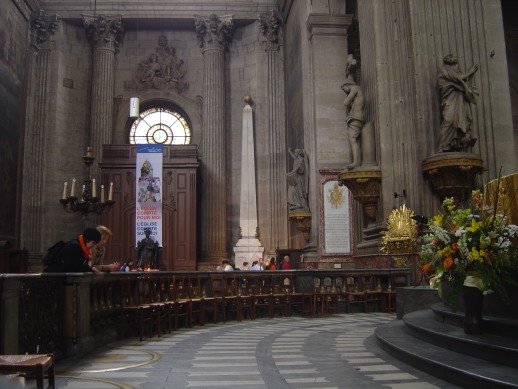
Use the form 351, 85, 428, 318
375, 318, 518, 389
431, 302, 518, 339
405, 309, 518, 368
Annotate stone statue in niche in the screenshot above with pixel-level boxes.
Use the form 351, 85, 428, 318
287, 148, 310, 212
437, 53, 479, 153
341, 54, 365, 170
135, 35, 188, 93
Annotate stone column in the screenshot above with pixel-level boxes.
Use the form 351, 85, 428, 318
21, 11, 58, 256
259, 11, 288, 253
195, 14, 233, 260
83, 15, 124, 175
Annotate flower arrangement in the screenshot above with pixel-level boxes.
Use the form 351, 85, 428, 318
420, 190, 518, 306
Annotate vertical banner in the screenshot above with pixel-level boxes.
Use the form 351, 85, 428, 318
136, 144, 163, 248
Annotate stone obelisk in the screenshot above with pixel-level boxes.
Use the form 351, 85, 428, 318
233, 96, 264, 268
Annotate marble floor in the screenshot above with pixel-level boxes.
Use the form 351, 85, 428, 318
1, 313, 459, 389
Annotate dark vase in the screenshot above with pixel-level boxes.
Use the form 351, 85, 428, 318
463, 286, 484, 334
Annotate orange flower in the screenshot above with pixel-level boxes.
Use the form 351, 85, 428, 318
451, 242, 459, 251
421, 263, 431, 273
443, 257, 454, 270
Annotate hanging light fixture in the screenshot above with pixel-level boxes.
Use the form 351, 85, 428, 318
130, 96, 140, 118
129, 0, 140, 118
59, 147, 115, 222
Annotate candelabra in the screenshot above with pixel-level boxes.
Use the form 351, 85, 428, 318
59, 147, 115, 218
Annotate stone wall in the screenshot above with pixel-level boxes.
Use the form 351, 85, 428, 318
0, 0, 31, 242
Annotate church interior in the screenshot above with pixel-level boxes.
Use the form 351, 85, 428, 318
1, 0, 518, 387
0, 0, 516, 271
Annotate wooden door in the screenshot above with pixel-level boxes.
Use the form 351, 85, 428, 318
100, 145, 198, 270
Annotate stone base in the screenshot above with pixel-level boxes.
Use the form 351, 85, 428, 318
396, 286, 441, 319
233, 241, 264, 269
441, 282, 518, 318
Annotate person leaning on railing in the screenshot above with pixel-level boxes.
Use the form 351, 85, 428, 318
43, 227, 101, 273
90, 225, 120, 273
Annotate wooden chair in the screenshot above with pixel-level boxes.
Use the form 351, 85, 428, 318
312, 277, 327, 316
363, 274, 383, 312
120, 276, 154, 341
323, 277, 341, 315
222, 274, 241, 321
235, 275, 255, 321
187, 273, 205, 326
342, 274, 367, 313
0, 354, 55, 389
140, 275, 169, 337
283, 275, 312, 317
171, 275, 192, 328
209, 274, 231, 323
271, 274, 289, 317
248, 274, 273, 319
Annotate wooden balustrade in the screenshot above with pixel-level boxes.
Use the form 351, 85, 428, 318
0, 269, 410, 358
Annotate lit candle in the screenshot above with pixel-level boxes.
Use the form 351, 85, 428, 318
101, 184, 105, 203
82, 184, 86, 197
71, 178, 76, 197
92, 179, 97, 198
108, 182, 113, 201
62, 182, 68, 199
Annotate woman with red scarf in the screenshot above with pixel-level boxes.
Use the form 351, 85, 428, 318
43, 227, 101, 273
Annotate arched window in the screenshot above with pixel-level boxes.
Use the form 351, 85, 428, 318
129, 107, 191, 145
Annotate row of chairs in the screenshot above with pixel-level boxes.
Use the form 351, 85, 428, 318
316, 274, 399, 314
118, 273, 307, 340
118, 273, 400, 340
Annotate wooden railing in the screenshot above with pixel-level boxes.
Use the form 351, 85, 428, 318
0, 269, 410, 358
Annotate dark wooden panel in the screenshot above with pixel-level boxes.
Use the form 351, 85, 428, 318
101, 145, 198, 271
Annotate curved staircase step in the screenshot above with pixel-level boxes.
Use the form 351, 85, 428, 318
431, 302, 518, 339
375, 319, 518, 389
404, 309, 518, 368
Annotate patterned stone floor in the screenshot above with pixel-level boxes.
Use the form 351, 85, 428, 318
3, 313, 459, 389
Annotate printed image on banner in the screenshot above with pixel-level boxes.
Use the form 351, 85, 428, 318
136, 144, 163, 247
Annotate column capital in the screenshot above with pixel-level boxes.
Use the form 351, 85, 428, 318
83, 14, 124, 53
194, 14, 234, 51
259, 10, 283, 51
31, 10, 58, 51
306, 13, 353, 40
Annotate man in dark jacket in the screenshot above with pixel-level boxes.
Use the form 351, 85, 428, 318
43, 227, 101, 273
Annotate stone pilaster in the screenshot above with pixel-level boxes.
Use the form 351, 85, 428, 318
304, 13, 352, 260
195, 14, 233, 259
21, 11, 58, 255
259, 11, 288, 253
83, 15, 124, 174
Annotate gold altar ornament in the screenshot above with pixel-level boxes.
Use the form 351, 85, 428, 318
381, 204, 419, 266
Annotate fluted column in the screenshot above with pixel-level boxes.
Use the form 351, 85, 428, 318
259, 11, 288, 252
21, 11, 58, 254
83, 15, 123, 175
195, 14, 233, 259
